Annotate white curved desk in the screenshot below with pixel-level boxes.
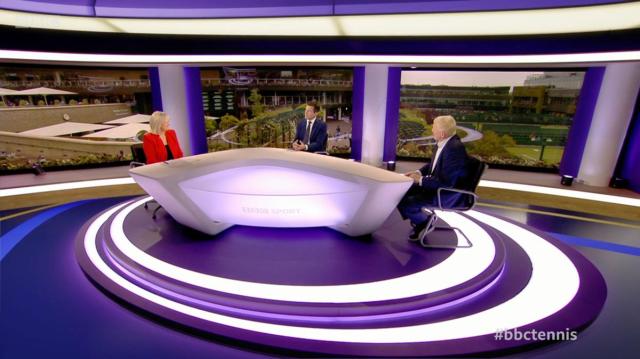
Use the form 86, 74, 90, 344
129, 148, 413, 236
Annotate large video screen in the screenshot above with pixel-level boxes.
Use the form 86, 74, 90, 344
398, 70, 585, 169
0, 64, 152, 173
202, 67, 352, 156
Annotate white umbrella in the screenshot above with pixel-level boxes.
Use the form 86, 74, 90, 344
20, 122, 114, 137
0, 87, 19, 105
0, 87, 19, 95
16, 87, 77, 105
103, 114, 151, 124
82, 123, 150, 140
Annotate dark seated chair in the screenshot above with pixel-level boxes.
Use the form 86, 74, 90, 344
419, 156, 487, 248
130, 143, 146, 168
314, 134, 329, 155
130, 143, 163, 219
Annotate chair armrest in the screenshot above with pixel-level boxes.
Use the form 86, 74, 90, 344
436, 187, 479, 211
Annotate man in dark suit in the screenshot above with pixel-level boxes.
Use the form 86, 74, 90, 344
292, 101, 328, 153
397, 115, 469, 239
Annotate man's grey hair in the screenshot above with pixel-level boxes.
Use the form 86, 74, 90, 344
434, 115, 457, 137
149, 111, 169, 134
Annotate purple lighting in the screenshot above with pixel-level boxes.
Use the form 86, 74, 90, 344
76, 198, 606, 356
0, 0, 625, 18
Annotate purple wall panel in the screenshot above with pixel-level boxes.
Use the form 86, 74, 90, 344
183, 67, 208, 155
0, 0, 625, 18
148, 67, 163, 112
559, 67, 605, 177
616, 94, 640, 193
334, 0, 624, 15
350, 67, 365, 162
0, 0, 95, 16
383, 67, 401, 162
94, 0, 332, 18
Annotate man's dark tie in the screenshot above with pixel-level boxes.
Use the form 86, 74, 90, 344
303, 121, 312, 144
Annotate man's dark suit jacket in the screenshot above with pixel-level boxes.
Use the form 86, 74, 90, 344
295, 118, 328, 153
417, 134, 468, 192
398, 134, 470, 225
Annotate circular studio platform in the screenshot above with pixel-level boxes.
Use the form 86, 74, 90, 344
76, 196, 607, 357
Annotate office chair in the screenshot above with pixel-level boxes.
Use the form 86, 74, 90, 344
418, 156, 487, 248
130, 143, 163, 219
314, 134, 330, 155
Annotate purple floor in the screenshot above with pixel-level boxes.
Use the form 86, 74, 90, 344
71, 196, 606, 356
3, 196, 638, 358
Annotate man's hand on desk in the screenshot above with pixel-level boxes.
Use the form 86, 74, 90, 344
292, 140, 306, 151
404, 171, 422, 184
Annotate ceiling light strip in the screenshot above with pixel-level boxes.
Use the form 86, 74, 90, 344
1, 2, 639, 36
2, 50, 640, 64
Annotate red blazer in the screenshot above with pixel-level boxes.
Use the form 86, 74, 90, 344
143, 129, 184, 164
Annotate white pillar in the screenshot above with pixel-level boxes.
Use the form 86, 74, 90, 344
361, 64, 389, 167
157, 64, 193, 155
578, 62, 640, 186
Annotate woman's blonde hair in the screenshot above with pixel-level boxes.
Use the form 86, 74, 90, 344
433, 115, 457, 137
149, 111, 169, 134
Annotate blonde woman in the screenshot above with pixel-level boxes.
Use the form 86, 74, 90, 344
143, 111, 184, 164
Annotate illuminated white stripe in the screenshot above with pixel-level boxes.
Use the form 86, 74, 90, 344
109, 197, 495, 303
1, 2, 639, 36
480, 180, 640, 207
0, 178, 135, 197
4, 177, 637, 208
2, 50, 640, 65
83, 208, 580, 343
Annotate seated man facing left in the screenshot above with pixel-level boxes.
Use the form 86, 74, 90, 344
397, 115, 469, 240
292, 101, 328, 153
143, 111, 184, 164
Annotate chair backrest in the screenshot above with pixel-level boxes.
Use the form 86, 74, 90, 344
130, 143, 147, 166
463, 156, 487, 192
437, 157, 486, 211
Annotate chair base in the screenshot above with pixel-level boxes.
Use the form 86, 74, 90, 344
418, 211, 473, 249
144, 200, 163, 220
152, 204, 163, 219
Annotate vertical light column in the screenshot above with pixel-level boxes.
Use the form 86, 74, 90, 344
157, 65, 207, 157
383, 67, 401, 163
615, 95, 640, 193
351, 67, 364, 161
559, 67, 604, 177
360, 64, 390, 167
578, 62, 640, 186
148, 67, 163, 112
183, 67, 207, 155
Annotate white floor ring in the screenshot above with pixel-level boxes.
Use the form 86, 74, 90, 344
83, 200, 580, 343
108, 196, 497, 303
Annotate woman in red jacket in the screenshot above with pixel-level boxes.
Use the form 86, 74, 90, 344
143, 111, 184, 164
